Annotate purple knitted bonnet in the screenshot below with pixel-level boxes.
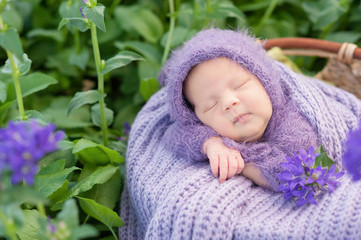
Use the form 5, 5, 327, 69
159, 28, 285, 125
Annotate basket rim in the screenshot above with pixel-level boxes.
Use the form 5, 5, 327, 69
262, 37, 361, 60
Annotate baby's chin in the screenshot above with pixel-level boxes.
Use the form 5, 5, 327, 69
229, 131, 264, 143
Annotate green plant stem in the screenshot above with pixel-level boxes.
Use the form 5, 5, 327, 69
255, 0, 279, 35
0, 13, 4, 29
161, 0, 175, 65
109, 0, 121, 16
319, 23, 333, 40
206, 0, 211, 12
90, 22, 108, 146
37, 203, 46, 218
6, 50, 26, 120
0, 208, 18, 240
109, 227, 118, 240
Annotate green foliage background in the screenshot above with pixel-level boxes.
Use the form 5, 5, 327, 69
0, 0, 360, 239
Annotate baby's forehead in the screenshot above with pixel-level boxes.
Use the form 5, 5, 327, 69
186, 57, 241, 80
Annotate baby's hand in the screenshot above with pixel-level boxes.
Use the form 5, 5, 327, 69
203, 137, 244, 183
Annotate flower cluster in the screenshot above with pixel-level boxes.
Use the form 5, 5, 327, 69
343, 123, 361, 181
278, 146, 344, 207
0, 120, 65, 185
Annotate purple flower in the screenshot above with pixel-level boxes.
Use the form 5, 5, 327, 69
117, 122, 131, 142
278, 156, 306, 189
278, 145, 343, 206
324, 165, 344, 192
80, 7, 86, 18
306, 165, 327, 185
82, 0, 90, 4
343, 123, 361, 181
298, 146, 320, 168
0, 120, 65, 185
47, 217, 57, 234
124, 122, 131, 137
293, 185, 317, 207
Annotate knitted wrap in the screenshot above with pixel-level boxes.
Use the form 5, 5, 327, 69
119, 29, 361, 239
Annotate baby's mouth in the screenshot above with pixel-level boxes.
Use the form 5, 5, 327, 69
233, 113, 250, 124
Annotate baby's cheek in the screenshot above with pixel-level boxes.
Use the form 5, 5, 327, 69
213, 122, 234, 138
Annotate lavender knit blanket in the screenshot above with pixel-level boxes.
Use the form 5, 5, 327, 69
119, 63, 361, 239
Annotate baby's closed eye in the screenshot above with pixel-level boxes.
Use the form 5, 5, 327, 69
234, 83, 244, 90
204, 102, 217, 112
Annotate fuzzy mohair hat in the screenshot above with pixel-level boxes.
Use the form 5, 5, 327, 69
159, 28, 285, 125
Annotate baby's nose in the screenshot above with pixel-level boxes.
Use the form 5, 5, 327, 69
223, 96, 239, 111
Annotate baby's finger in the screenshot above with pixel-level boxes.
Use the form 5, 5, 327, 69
209, 155, 219, 177
227, 156, 238, 179
236, 155, 245, 175
219, 156, 228, 183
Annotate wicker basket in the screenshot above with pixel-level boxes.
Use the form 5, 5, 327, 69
262, 38, 361, 99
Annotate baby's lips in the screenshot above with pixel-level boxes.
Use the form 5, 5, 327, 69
233, 113, 250, 124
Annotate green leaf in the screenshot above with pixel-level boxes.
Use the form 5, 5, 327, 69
48, 179, 69, 202
16, 210, 41, 240
6, 72, 57, 102
100, 50, 144, 75
69, 48, 90, 70
58, 140, 75, 150
42, 97, 93, 129
83, 5, 106, 32
27, 29, 65, 43
161, 27, 189, 48
138, 61, 160, 80
114, 41, 162, 65
56, 199, 79, 227
51, 165, 119, 210
0, 204, 25, 237
0, 186, 48, 206
59, 0, 82, 19
325, 31, 361, 43
2, 53, 32, 76
139, 77, 160, 101
210, 1, 247, 22
73, 138, 124, 165
301, 0, 348, 30
115, 6, 163, 43
0, 101, 14, 123
80, 169, 121, 209
0, 27, 24, 60
238, 1, 269, 11
77, 197, 124, 229
90, 103, 114, 127
58, 18, 90, 32
24, 110, 46, 123
113, 104, 140, 129
71, 224, 98, 239
44, 49, 79, 77
67, 90, 105, 116
315, 145, 335, 169
1, 5, 23, 31
108, 140, 127, 156
56, 199, 98, 238
34, 159, 80, 198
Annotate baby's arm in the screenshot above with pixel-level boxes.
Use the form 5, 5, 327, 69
242, 164, 271, 189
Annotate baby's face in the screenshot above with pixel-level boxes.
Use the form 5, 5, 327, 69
184, 57, 272, 142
